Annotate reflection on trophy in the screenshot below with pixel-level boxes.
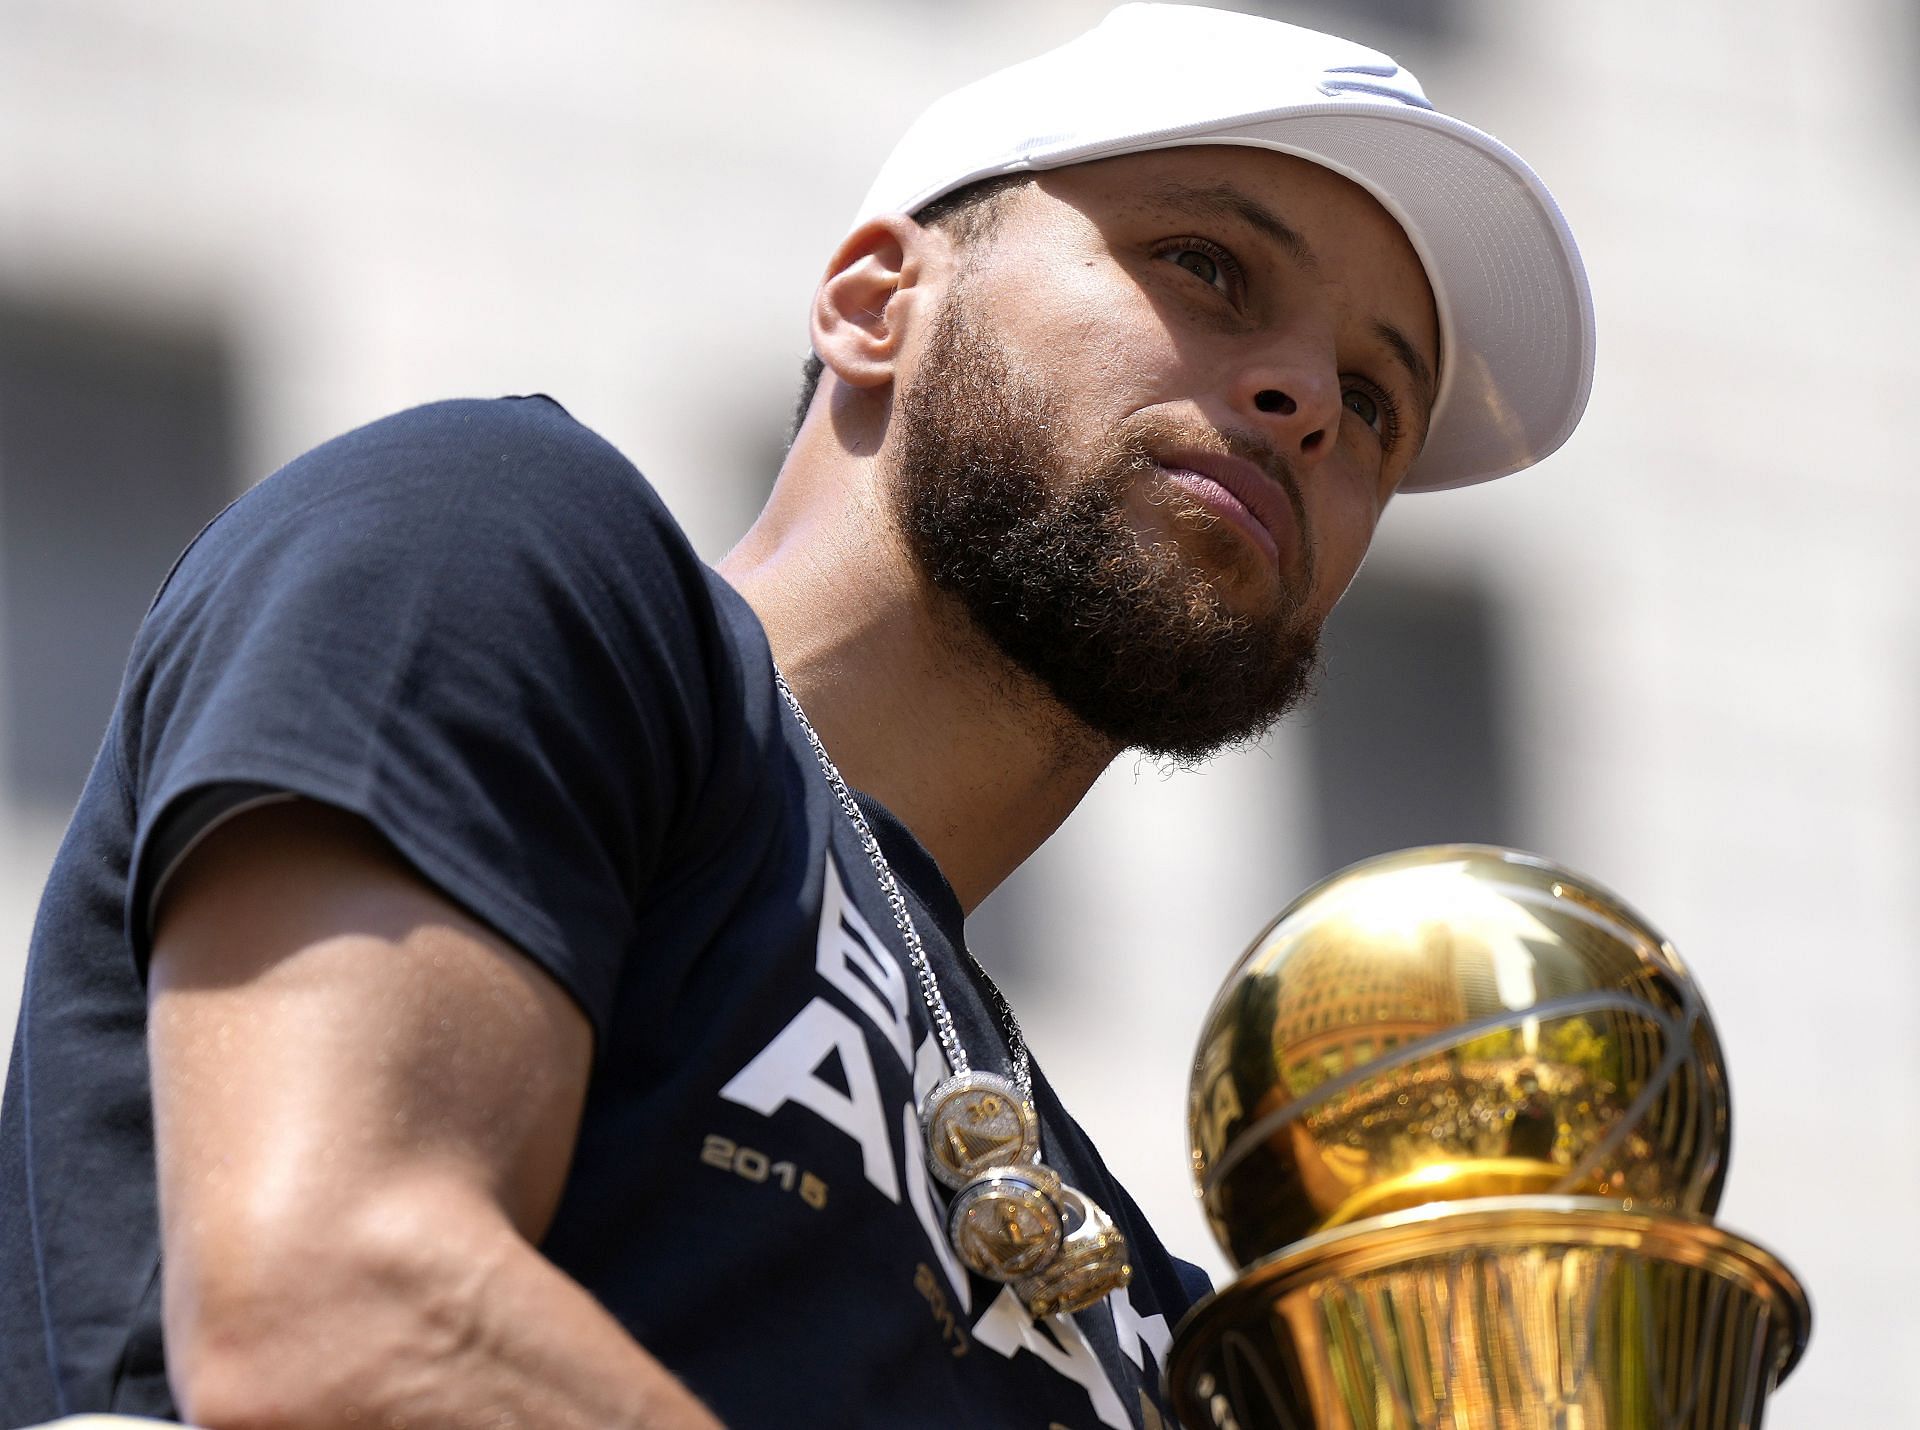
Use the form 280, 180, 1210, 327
1168, 846, 1811, 1429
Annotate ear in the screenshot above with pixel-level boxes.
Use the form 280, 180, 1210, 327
810, 214, 947, 391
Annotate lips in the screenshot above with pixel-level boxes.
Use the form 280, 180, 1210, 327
1151, 449, 1297, 571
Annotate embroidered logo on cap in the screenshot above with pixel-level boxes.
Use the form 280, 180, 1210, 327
1318, 62, 1434, 110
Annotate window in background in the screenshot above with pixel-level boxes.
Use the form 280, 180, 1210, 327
0, 301, 237, 808
1298, 572, 1519, 876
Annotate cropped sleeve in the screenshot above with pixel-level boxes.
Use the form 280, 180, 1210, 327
119, 396, 719, 1043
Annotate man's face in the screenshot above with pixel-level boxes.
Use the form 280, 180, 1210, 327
887, 145, 1440, 760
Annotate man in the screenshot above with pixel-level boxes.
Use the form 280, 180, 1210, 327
0, 6, 1592, 1427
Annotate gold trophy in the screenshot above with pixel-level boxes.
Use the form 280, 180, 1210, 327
1169, 846, 1811, 1429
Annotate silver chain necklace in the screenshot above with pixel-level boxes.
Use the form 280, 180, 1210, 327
773, 667, 1028, 1099
773, 665, 1132, 1318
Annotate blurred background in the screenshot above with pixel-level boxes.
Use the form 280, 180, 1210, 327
0, 0, 1913, 1421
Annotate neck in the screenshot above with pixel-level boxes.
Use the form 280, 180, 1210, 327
719, 438, 1116, 914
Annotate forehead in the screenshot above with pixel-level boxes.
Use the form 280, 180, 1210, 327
1028, 143, 1397, 234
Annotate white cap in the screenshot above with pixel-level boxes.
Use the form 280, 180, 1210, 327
853, 4, 1595, 493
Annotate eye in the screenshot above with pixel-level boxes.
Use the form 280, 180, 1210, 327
1342, 382, 1402, 449
1157, 238, 1242, 300
1172, 248, 1222, 286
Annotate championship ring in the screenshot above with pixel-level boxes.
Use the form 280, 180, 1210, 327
947, 1162, 1065, 1281
921, 1070, 1041, 1190
1012, 1181, 1133, 1318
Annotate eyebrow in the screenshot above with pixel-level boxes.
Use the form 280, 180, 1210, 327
1142, 179, 1319, 271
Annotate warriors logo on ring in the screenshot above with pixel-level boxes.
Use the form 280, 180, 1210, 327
921, 1070, 1041, 1190
947, 1162, 1065, 1281
1013, 1182, 1133, 1318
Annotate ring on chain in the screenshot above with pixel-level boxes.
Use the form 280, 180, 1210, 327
922, 1070, 1042, 1190
948, 1162, 1066, 1281
1013, 1181, 1135, 1318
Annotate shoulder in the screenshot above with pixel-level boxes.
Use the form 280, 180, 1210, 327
126, 393, 741, 762
118, 399, 752, 1011
152, 395, 712, 627
304, 393, 643, 493
248, 394, 676, 548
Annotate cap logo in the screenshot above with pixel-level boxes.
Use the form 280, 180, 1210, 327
1317, 62, 1433, 111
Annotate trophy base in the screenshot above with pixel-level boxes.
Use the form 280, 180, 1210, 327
1166, 1196, 1809, 1430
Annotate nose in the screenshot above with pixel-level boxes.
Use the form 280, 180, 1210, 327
1234, 350, 1341, 465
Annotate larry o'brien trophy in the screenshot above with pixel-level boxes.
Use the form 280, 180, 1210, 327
1167, 846, 1811, 1430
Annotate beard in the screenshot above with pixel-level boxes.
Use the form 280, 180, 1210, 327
890, 291, 1322, 763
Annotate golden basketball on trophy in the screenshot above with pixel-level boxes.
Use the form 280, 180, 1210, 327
1169, 845, 1811, 1430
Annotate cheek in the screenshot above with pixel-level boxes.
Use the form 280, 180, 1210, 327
995, 264, 1186, 406
1087, 324, 1185, 397
1307, 495, 1386, 615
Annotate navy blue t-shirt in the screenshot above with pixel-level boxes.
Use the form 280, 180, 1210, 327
0, 396, 1208, 1427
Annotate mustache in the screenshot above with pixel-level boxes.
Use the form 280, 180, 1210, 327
1108, 410, 1317, 595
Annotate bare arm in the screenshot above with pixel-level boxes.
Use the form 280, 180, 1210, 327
149, 800, 722, 1429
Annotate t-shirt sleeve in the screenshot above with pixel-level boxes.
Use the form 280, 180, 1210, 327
119, 395, 719, 1045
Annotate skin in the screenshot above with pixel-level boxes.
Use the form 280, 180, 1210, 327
149, 145, 1435, 1425
151, 804, 724, 1429
726, 145, 1438, 908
